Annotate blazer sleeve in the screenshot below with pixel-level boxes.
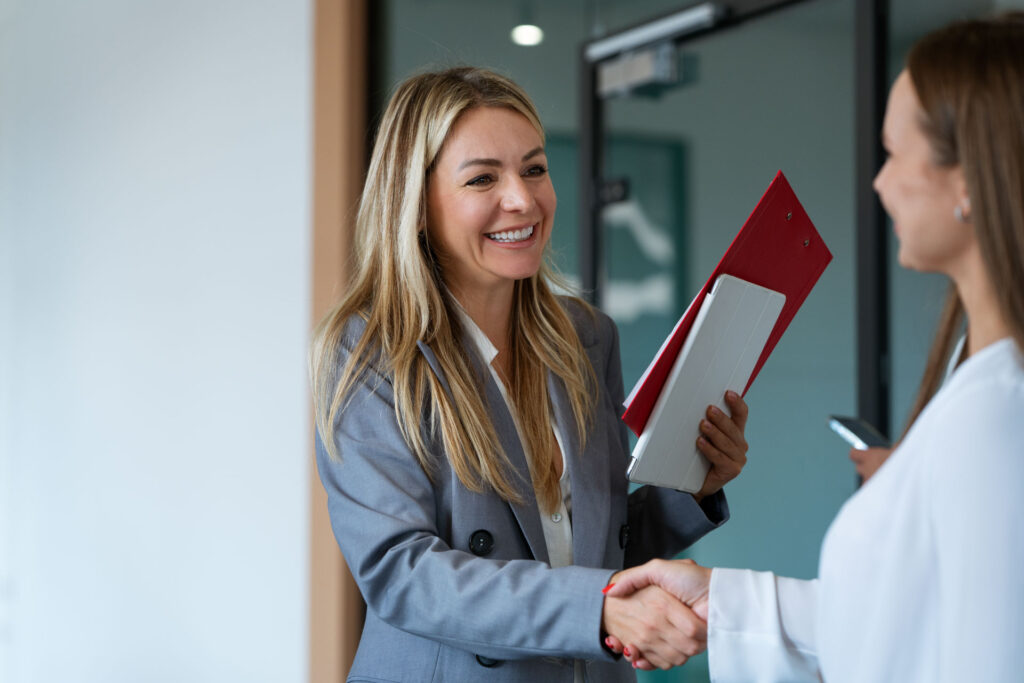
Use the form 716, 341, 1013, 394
315, 352, 618, 663
591, 310, 730, 566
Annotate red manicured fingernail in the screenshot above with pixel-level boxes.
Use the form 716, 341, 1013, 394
601, 582, 616, 594
632, 661, 639, 669
605, 636, 614, 648
623, 646, 632, 658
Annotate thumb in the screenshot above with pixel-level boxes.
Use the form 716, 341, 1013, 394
601, 565, 656, 597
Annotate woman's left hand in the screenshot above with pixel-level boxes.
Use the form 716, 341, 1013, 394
694, 390, 749, 501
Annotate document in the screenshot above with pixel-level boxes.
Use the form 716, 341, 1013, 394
627, 275, 785, 492
623, 171, 832, 491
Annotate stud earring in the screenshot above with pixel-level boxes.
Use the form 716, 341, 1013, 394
954, 199, 971, 223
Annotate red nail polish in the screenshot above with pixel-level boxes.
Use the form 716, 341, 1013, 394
601, 582, 616, 594
623, 646, 632, 658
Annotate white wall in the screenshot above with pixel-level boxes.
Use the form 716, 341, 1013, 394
0, 1, 312, 681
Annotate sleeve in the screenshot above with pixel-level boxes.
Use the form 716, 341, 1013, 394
594, 310, 730, 566
927, 378, 1024, 683
707, 569, 823, 683
315, 355, 618, 662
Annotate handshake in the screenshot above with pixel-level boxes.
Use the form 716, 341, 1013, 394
600, 558, 713, 671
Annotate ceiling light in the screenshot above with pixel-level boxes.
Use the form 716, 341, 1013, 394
511, 23, 544, 46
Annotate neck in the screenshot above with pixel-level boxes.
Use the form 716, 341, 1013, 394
951, 248, 1012, 357
450, 281, 515, 359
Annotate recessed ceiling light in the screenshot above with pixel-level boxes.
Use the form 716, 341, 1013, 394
511, 23, 544, 46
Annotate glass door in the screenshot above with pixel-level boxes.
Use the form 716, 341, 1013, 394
596, 0, 858, 628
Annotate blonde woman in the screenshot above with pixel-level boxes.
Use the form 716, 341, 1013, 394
310, 67, 751, 681
606, 14, 1024, 682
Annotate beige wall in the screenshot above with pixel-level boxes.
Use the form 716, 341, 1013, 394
310, 1, 368, 681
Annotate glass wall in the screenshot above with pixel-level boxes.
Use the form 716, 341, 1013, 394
374, 1, 1023, 681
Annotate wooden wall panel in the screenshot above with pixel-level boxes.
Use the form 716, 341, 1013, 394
310, 1, 367, 681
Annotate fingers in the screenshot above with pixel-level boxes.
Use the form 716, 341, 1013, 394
604, 559, 712, 606
602, 561, 661, 597
621, 643, 679, 672
724, 390, 749, 431
632, 656, 656, 671
703, 401, 749, 458
848, 446, 892, 482
697, 431, 744, 479
602, 585, 708, 670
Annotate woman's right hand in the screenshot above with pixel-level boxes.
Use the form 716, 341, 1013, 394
603, 559, 714, 670
600, 583, 707, 670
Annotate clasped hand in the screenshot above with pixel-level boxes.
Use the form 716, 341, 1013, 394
601, 559, 713, 671
598, 393, 747, 670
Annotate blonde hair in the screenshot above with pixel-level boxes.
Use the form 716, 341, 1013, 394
310, 67, 597, 511
903, 13, 1024, 433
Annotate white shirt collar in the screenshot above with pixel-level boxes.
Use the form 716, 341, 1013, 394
451, 300, 499, 366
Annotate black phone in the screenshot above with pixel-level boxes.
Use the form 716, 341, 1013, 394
828, 415, 890, 449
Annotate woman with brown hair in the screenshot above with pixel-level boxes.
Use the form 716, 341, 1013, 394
310, 66, 751, 680
605, 13, 1024, 682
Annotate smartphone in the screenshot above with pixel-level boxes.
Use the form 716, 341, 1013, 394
828, 415, 890, 450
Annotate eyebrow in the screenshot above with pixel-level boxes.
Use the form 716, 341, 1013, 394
457, 146, 545, 171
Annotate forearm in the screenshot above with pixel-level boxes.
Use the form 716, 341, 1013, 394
708, 569, 821, 682
624, 486, 729, 567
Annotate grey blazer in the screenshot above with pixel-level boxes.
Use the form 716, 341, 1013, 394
316, 299, 729, 683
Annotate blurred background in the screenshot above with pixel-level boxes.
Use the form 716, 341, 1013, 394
1, 0, 1020, 681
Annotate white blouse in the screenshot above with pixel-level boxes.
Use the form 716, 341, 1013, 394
708, 338, 1024, 683
456, 308, 584, 682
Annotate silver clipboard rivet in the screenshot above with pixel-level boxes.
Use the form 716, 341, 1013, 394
803, 239, 810, 247
786, 211, 793, 221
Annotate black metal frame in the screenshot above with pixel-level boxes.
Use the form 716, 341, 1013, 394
579, 0, 891, 435
855, 0, 891, 436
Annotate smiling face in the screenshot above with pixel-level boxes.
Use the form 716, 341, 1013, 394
426, 106, 555, 302
873, 71, 973, 275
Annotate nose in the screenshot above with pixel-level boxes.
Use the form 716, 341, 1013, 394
500, 175, 533, 213
872, 159, 888, 195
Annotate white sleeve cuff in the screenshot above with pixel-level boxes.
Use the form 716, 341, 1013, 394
708, 568, 822, 683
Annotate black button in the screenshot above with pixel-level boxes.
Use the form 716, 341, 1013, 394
476, 655, 501, 668
469, 529, 494, 556
618, 524, 630, 549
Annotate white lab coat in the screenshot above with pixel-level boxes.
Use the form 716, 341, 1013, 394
708, 338, 1024, 683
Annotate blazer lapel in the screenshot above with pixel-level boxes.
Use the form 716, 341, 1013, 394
417, 340, 550, 565
549, 372, 610, 569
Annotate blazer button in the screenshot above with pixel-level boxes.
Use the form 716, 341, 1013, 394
618, 524, 630, 549
469, 529, 494, 556
476, 655, 501, 668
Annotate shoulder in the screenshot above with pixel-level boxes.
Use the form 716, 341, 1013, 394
557, 295, 617, 350
929, 340, 1024, 424
328, 310, 393, 384
918, 341, 1024, 474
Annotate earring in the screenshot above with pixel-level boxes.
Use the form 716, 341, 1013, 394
954, 199, 971, 223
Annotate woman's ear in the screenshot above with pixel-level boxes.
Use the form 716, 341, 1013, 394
950, 165, 972, 223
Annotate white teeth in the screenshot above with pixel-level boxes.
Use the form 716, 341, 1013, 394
487, 225, 535, 243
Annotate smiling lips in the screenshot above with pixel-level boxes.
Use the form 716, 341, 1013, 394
485, 224, 535, 243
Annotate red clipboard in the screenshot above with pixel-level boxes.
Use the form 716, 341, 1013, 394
621, 171, 832, 437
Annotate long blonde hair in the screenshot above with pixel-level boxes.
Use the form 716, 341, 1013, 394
310, 67, 596, 511
903, 13, 1024, 432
